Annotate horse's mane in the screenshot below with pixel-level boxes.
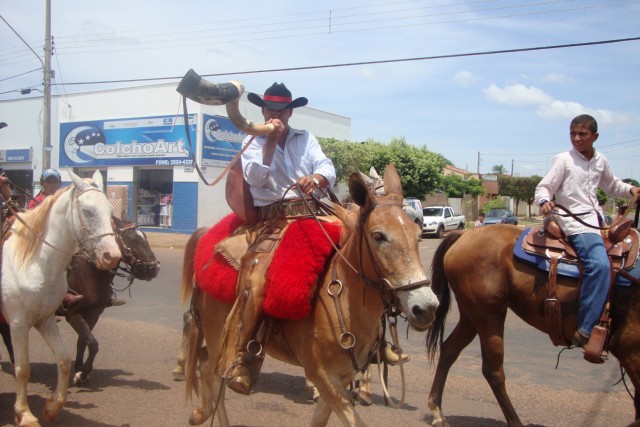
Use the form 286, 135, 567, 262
13, 185, 74, 267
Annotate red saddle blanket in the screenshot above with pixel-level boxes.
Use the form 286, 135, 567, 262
194, 213, 342, 319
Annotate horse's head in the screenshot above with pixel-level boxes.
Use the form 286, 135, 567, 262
112, 216, 160, 281
69, 170, 121, 270
348, 163, 439, 331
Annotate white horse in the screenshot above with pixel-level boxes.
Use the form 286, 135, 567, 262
1, 169, 121, 427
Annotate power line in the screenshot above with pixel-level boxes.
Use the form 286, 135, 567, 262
0, 67, 42, 82
51, 36, 640, 87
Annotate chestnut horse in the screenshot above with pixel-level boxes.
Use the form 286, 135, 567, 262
65, 215, 160, 385
425, 225, 640, 426
181, 164, 439, 426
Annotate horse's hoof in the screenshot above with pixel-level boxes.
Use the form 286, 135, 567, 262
15, 412, 41, 427
172, 368, 186, 381
73, 371, 87, 386
189, 409, 210, 426
430, 418, 450, 427
42, 399, 62, 422
358, 393, 373, 406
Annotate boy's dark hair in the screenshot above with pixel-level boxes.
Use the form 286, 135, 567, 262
570, 114, 598, 133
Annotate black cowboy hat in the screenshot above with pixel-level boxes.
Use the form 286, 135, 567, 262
247, 82, 308, 111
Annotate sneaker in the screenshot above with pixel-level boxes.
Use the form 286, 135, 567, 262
63, 293, 84, 309
571, 330, 589, 348
110, 296, 126, 307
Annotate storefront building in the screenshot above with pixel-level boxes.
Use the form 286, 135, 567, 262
0, 83, 351, 234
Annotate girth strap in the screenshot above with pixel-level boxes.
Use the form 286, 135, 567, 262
544, 255, 566, 346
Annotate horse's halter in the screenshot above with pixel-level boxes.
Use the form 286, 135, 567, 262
113, 222, 160, 283
354, 200, 431, 310
70, 185, 117, 263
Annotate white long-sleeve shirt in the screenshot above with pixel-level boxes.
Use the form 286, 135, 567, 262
535, 148, 633, 236
241, 127, 336, 207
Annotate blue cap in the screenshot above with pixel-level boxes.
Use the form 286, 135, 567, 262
41, 168, 61, 180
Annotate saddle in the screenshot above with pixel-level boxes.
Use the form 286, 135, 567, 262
520, 218, 639, 358
522, 219, 638, 271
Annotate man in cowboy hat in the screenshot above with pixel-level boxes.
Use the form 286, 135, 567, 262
217, 82, 336, 395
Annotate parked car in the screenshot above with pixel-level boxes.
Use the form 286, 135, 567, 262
484, 208, 518, 226
403, 198, 424, 240
422, 206, 466, 238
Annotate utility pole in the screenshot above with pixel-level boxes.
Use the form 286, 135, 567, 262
477, 151, 480, 175
42, 0, 52, 170
511, 159, 514, 176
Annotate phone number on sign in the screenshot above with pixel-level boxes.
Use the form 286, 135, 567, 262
155, 159, 193, 165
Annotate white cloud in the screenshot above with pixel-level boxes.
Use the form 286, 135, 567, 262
536, 101, 628, 124
452, 70, 478, 88
537, 73, 575, 84
358, 68, 377, 80
483, 84, 553, 106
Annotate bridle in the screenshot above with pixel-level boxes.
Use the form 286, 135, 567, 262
71, 185, 117, 262
8, 184, 115, 263
112, 221, 160, 284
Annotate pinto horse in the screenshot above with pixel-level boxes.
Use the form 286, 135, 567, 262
1, 169, 121, 427
181, 164, 439, 426
65, 215, 160, 385
425, 224, 640, 426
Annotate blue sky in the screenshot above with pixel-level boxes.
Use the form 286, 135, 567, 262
2, 0, 639, 181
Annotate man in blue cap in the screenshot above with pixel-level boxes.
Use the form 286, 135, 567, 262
27, 168, 62, 209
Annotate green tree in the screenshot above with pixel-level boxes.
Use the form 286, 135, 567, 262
319, 136, 448, 198
491, 164, 508, 174
497, 175, 541, 217
439, 174, 485, 198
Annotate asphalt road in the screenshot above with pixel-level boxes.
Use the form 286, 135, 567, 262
0, 237, 636, 427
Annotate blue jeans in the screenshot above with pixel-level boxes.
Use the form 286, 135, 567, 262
567, 233, 610, 337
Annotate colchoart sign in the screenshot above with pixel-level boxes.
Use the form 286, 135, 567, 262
59, 114, 197, 167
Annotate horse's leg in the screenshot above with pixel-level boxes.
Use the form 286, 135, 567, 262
172, 310, 191, 381
34, 316, 71, 422
310, 396, 333, 427
189, 346, 215, 425
357, 368, 373, 406
11, 323, 41, 427
476, 313, 522, 427
0, 321, 15, 364
428, 313, 477, 427
190, 294, 230, 427
66, 310, 100, 385
309, 372, 366, 427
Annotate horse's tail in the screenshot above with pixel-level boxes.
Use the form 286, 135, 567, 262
184, 300, 204, 402
426, 230, 465, 364
180, 227, 209, 306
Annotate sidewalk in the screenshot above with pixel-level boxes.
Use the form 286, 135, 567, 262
144, 231, 191, 249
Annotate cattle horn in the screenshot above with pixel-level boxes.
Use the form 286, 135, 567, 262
176, 69, 274, 136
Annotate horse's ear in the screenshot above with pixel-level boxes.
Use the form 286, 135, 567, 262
383, 163, 403, 199
92, 170, 105, 191
357, 170, 374, 187
68, 168, 89, 191
369, 166, 381, 181
112, 215, 123, 229
349, 171, 373, 208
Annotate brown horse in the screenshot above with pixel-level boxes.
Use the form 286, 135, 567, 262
181, 164, 439, 426
425, 225, 640, 426
65, 215, 160, 385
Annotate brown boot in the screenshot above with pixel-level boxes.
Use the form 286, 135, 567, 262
382, 343, 410, 366
227, 351, 262, 395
